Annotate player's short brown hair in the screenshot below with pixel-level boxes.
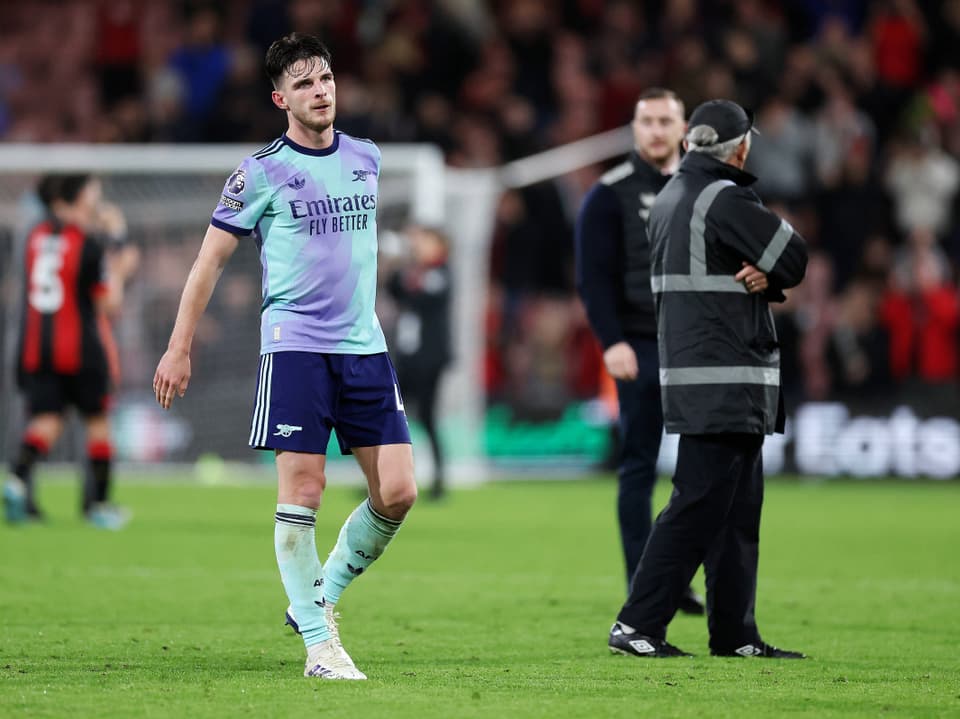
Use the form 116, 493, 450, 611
265, 33, 333, 88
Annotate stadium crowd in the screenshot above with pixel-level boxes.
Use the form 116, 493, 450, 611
2, 0, 960, 419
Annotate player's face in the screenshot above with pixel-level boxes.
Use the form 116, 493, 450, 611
632, 98, 685, 167
411, 229, 446, 265
274, 57, 336, 133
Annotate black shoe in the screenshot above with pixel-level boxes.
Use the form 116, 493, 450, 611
26, 505, 46, 522
711, 641, 806, 659
608, 623, 693, 658
677, 586, 705, 615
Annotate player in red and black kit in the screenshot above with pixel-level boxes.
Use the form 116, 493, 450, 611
4, 174, 138, 528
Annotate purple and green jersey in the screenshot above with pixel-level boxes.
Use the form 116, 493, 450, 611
211, 131, 387, 355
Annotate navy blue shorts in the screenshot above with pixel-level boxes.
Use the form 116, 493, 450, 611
248, 351, 411, 454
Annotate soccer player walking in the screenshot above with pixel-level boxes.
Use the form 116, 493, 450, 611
5, 174, 137, 529
153, 34, 416, 680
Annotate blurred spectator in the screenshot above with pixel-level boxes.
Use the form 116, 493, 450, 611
590, 2, 651, 130
771, 292, 804, 406
885, 130, 960, 238
94, 0, 142, 107
386, 226, 453, 500
663, 35, 710, 109
166, 4, 231, 140
500, 0, 557, 126
869, 0, 926, 92
202, 43, 279, 142
502, 296, 583, 420
722, 26, 768, 109
792, 252, 837, 400
927, 0, 960, 71
880, 227, 959, 385
797, 4, 868, 38
814, 73, 876, 188
732, 0, 787, 85
825, 277, 892, 401
747, 94, 816, 202
816, 134, 889, 289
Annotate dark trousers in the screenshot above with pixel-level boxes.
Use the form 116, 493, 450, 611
397, 360, 445, 494
614, 337, 663, 584
618, 432, 764, 651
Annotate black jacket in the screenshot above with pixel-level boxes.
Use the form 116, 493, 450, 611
575, 151, 671, 345
648, 151, 808, 435
387, 263, 452, 370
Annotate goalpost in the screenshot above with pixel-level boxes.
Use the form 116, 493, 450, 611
0, 129, 633, 483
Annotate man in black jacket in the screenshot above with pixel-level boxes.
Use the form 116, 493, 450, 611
607, 100, 808, 659
575, 88, 703, 614
387, 226, 452, 500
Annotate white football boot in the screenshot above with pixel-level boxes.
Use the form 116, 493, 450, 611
287, 604, 367, 680
304, 638, 367, 680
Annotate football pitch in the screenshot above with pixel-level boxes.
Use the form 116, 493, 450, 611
1, 471, 958, 718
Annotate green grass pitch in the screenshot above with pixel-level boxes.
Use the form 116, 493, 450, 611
1, 471, 958, 718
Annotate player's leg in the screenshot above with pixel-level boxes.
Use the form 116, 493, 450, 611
252, 352, 364, 679
704, 434, 802, 658
614, 338, 662, 583
275, 449, 330, 647
5, 373, 66, 523
6, 413, 64, 522
617, 338, 703, 614
80, 414, 131, 529
321, 352, 416, 608
323, 443, 416, 606
254, 352, 329, 645
72, 370, 128, 528
703, 434, 762, 653
274, 449, 366, 679
611, 433, 742, 656
417, 368, 445, 499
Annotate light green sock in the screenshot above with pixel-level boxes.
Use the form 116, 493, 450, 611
323, 499, 403, 605
274, 504, 330, 647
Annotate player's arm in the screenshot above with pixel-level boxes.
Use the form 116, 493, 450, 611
153, 225, 240, 409
574, 184, 637, 380
85, 200, 139, 316
713, 187, 808, 300
81, 238, 126, 383
575, 184, 626, 347
94, 247, 140, 317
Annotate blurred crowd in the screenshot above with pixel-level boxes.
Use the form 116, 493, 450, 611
3, 0, 960, 419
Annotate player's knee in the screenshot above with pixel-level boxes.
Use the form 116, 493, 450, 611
301, 474, 327, 507
28, 414, 63, 445
381, 476, 417, 517
286, 471, 326, 508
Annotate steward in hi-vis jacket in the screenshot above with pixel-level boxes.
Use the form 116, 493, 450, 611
608, 99, 809, 661
649, 140, 807, 436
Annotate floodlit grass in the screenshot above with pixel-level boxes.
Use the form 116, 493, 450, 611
1, 471, 958, 718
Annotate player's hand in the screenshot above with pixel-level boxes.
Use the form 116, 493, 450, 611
603, 341, 639, 381
95, 202, 128, 241
109, 244, 140, 280
153, 349, 191, 410
736, 262, 769, 294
